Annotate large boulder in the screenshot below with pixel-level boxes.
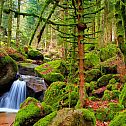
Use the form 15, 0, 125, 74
0, 48, 18, 94
34, 108, 96, 126
35, 60, 66, 84
14, 97, 53, 126
43, 81, 79, 110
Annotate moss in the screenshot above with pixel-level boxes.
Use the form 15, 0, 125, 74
41, 102, 54, 115
99, 44, 120, 62
119, 83, 126, 107
33, 111, 57, 126
14, 103, 42, 126
85, 50, 100, 70
109, 110, 126, 126
79, 109, 96, 126
85, 69, 102, 83
97, 74, 113, 87
35, 60, 67, 84
28, 49, 44, 60
102, 90, 120, 101
43, 82, 79, 110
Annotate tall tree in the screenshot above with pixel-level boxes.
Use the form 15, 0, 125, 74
7, 0, 13, 47
16, 0, 21, 47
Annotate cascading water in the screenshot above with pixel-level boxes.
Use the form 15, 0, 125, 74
0, 79, 26, 110
0, 74, 47, 112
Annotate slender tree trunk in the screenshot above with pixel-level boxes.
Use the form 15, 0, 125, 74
0, 0, 4, 26
16, 0, 21, 47
7, 0, 13, 47
77, 0, 86, 107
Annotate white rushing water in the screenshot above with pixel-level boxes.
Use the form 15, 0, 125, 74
0, 79, 26, 110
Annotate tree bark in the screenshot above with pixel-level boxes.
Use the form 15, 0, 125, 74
0, 0, 4, 26
7, 0, 13, 47
16, 0, 21, 47
77, 0, 86, 107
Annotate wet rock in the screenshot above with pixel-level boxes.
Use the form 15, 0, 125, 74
0, 48, 18, 94
18, 63, 38, 76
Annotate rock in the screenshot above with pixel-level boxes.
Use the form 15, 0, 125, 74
0, 48, 18, 94
28, 49, 44, 61
34, 108, 96, 126
43, 82, 79, 110
119, 83, 126, 107
14, 97, 53, 126
18, 63, 38, 76
35, 60, 67, 85
85, 69, 102, 83
109, 109, 126, 126
4, 47, 26, 61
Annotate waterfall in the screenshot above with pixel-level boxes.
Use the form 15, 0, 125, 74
0, 79, 26, 110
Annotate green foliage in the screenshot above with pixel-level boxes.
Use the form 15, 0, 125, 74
102, 90, 120, 101
43, 81, 79, 110
109, 110, 126, 126
119, 83, 126, 107
33, 111, 57, 126
85, 69, 102, 83
97, 74, 113, 87
99, 44, 120, 62
85, 50, 100, 70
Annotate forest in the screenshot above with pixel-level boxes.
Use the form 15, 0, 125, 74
0, 0, 126, 126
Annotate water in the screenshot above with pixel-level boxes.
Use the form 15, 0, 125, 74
0, 79, 26, 110
0, 75, 47, 111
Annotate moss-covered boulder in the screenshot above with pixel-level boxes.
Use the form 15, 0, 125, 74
109, 109, 126, 126
97, 74, 113, 87
43, 82, 79, 110
35, 60, 66, 84
14, 97, 53, 126
119, 83, 126, 107
28, 49, 44, 61
85, 69, 102, 83
4, 47, 26, 61
0, 48, 18, 94
34, 108, 96, 126
95, 103, 124, 121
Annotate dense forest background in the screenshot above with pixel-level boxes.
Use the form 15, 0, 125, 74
1, 0, 126, 125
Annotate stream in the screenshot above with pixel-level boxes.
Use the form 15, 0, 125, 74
0, 113, 16, 126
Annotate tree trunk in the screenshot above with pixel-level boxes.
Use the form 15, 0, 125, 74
7, 0, 13, 47
16, 0, 21, 47
0, 0, 4, 26
77, 0, 86, 107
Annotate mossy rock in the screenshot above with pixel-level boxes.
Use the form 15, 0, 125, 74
14, 97, 53, 126
95, 103, 124, 121
28, 49, 44, 61
85, 69, 102, 83
99, 44, 120, 62
102, 90, 120, 101
85, 50, 100, 70
0, 48, 18, 94
109, 109, 126, 126
119, 83, 126, 107
34, 108, 96, 126
43, 82, 79, 110
97, 74, 113, 87
35, 60, 67, 84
